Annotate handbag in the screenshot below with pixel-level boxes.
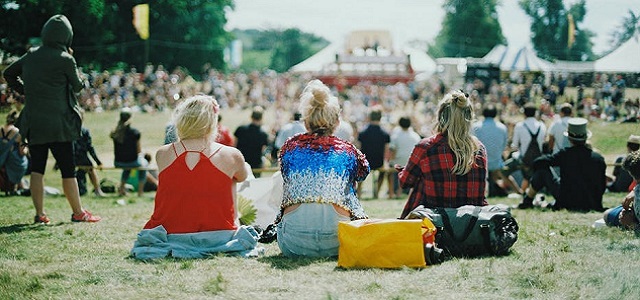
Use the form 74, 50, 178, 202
406, 204, 519, 257
337, 218, 436, 269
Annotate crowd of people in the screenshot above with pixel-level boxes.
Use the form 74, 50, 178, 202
1, 14, 639, 259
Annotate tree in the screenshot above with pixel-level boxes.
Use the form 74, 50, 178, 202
429, 0, 506, 58
0, 0, 234, 76
605, 9, 639, 55
232, 28, 328, 72
519, 0, 594, 61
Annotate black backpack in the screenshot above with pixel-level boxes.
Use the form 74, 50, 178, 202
521, 124, 542, 167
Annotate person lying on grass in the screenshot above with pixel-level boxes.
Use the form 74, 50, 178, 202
131, 95, 261, 259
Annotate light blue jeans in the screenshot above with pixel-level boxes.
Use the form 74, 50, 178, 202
277, 203, 350, 257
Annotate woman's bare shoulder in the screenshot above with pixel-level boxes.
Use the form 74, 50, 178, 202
155, 144, 176, 170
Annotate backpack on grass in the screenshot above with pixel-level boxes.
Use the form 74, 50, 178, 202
521, 124, 542, 167
406, 204, 519, 257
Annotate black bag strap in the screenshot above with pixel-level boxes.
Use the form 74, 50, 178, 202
523, 123, 540, 139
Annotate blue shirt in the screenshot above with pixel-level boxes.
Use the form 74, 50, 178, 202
472, 118, 508, 171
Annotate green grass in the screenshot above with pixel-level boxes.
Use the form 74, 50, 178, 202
0, 98, 639, 299
1, 192, 640, 299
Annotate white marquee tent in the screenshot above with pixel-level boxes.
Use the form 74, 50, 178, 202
289, 43, 436, 76
594, 34, 640, 73
482, 44, 554, 72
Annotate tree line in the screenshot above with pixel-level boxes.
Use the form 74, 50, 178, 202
1, 0, 638, 75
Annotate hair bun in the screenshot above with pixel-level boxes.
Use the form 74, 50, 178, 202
452, 91, 469, 108
311, 88, 328, 108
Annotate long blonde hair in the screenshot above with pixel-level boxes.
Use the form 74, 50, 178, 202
298, 80, 340, 136
436, 90, 478, 175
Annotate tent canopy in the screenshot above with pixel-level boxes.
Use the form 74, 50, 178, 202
482, 45, 553, 72
594, 34, 640, 73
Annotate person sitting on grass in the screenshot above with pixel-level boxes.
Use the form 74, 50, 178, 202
275, 79, 370, 257
397, 90, 488, 218
131, 95, 260, 259
603, 150, 640, 232
517, 118, 606, 211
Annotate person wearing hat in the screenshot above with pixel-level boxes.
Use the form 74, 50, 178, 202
110, 108, 148, 197
518, 118, 606, 211
2, 15, 100, 223
547, 103, 573, 154
607, 135, 640, 192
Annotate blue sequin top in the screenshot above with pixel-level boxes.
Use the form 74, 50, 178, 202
276, 133, 370, 222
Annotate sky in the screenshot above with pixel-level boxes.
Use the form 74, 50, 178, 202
225, 0, 638, 55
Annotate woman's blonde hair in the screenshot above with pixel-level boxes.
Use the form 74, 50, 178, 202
436, 90, 478, 175
298, 79, 340, 135
172, 95, 219, 140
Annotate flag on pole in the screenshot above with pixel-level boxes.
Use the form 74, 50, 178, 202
567, 13, 575, 48
132, 4, 149, 40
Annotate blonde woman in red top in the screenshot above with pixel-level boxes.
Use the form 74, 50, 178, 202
131, 95, 260, 259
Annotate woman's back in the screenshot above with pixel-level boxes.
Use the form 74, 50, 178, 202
279, 133, 369, 219
144, 142, 240, 233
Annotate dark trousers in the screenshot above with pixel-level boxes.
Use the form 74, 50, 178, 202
529, 166, 561, 200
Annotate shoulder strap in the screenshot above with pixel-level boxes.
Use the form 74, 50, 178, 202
207, 145, 224, 158
171, 143, 179, 157
523, 123, 539, 138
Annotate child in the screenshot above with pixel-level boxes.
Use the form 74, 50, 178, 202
604, 150, 640, 232
74, 126, 106, 197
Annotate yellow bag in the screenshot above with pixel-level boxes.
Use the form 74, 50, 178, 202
337, 218, 436, 269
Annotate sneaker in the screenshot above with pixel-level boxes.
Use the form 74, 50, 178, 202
517, 202, 534, 209
34, 214, 51, 225
71, 210, 101, 222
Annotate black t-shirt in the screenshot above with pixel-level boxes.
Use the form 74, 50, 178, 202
113, 126, 141, 163
234, 123, 268, 168
358, 124, 390, 169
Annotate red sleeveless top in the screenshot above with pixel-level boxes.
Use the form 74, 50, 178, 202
143, 143, 237, 233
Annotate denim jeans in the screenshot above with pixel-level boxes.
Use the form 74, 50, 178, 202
277, 203, 350, 257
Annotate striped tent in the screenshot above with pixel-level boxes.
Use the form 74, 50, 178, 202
483, 45, 553, 72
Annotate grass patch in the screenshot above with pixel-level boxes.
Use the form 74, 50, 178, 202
0, 91, 639, 298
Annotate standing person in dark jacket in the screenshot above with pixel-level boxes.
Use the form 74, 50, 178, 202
518, 118, 606, 211
74, 124, 106, 197
111, 108, 147, 197
357, 106, 390, 198
234, 106, 269, 177
2, 14, 100, 223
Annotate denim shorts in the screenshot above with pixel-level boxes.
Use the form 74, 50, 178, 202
277, 203, 350, 258
605, 205, 624, 227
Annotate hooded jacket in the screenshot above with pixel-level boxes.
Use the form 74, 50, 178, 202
2, 14, 82, 145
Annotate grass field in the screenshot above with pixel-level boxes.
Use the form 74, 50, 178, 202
0, 97, 639, 299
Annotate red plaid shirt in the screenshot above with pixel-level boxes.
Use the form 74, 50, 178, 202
398, 133, 488, 218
